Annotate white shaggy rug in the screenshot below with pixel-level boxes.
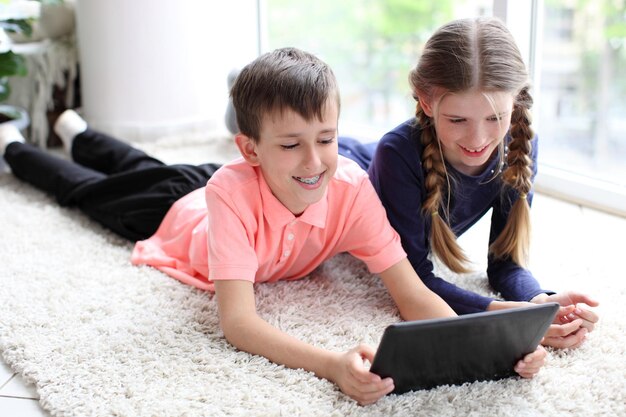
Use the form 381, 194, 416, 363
1, 133, 624, 417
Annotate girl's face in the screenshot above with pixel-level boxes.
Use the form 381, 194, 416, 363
236, 101, 339, 215
423, 89, 514, 176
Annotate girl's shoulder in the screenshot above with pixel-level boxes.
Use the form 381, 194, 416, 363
369, 119, 426, 183
374, 119, 425, 165
378, 118, 424, 154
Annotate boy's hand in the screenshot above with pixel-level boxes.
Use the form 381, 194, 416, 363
329, 344, 394, 405
514, 345, 547, 378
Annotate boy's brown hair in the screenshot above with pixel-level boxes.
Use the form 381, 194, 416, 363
230, 47, 340, 141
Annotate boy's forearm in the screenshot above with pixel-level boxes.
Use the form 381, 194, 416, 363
215, 280, 339, 381
221, 313, 338, 381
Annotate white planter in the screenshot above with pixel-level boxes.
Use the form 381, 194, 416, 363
0, 104, 30, 132
74, 0, 259, 142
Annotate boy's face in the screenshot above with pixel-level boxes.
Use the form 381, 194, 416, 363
238, 101, 339, 215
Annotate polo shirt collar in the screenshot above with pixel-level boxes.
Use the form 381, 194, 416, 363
257, 169, 329, 229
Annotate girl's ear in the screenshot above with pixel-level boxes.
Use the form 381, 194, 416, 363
235, 134, 261, 166
418, 94, 434, 117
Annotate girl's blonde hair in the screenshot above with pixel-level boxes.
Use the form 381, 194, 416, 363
409, 17, 534, 272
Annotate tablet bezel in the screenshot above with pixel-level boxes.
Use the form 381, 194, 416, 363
370, 302, 559, 394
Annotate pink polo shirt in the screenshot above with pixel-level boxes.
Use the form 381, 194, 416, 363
131, 156, 406, 291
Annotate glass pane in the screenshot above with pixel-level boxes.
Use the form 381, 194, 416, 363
264, 0, 493, 140
537, 0, 626, 187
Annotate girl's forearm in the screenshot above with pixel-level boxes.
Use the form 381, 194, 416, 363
379, 258, 457, 321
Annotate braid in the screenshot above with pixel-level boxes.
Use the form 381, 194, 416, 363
489, 86, 534, 266
418, 103, 471, 273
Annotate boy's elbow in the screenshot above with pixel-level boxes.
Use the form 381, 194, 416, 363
219, 317, 241, 344
218, 320, 233, 341
218, 314, 255, 349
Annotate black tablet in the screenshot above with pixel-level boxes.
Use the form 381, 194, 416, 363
370, 302, 559, 394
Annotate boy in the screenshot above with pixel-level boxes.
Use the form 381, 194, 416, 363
0, 48, 545, 405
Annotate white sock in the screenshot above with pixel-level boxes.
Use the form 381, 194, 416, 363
54, 109, 87, 152
0, 124, 26, 154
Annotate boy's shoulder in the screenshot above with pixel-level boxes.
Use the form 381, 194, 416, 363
328, 156, 377, 206
207, 157, 258, 190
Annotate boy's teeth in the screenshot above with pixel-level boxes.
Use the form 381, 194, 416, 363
295, 175, 320, 184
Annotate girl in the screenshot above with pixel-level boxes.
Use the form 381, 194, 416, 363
340, 17, 599, 349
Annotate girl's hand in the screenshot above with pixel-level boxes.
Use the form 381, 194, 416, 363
532, 292, 599, 327
328, 344, 394, 405
532, 292, 600, 349
558, 303, 598, 332
541, 305, 586, 349
534, 291, 599, 331
531, 291, 599, 309
514, 345, 547, 378
542, 323, 587, 349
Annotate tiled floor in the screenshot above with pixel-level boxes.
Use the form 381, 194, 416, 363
1, 193, 624, 416
0, 359, 48, 416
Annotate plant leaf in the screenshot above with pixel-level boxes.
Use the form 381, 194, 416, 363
0, 51, 27, 78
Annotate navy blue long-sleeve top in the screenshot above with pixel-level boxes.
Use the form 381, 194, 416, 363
339, 119, 552, 314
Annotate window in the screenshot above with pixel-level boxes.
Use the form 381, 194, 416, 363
263, 0, 493, 139
261, 0, 626, 216
532, 0, 626, 216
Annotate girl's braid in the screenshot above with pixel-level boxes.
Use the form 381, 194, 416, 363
418, 103, 471, 273
489, 86, 534, 266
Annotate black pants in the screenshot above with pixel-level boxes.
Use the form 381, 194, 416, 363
5, 129, 221, 241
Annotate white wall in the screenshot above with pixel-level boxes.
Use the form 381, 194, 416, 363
75, 0, 259, 141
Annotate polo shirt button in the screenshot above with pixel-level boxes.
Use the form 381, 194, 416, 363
287, 233, 295, 241
283, 250, 291, 257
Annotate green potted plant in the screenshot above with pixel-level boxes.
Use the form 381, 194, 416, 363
0, 4, 33, 129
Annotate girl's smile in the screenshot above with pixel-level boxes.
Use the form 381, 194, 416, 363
459, 143, 490, 157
